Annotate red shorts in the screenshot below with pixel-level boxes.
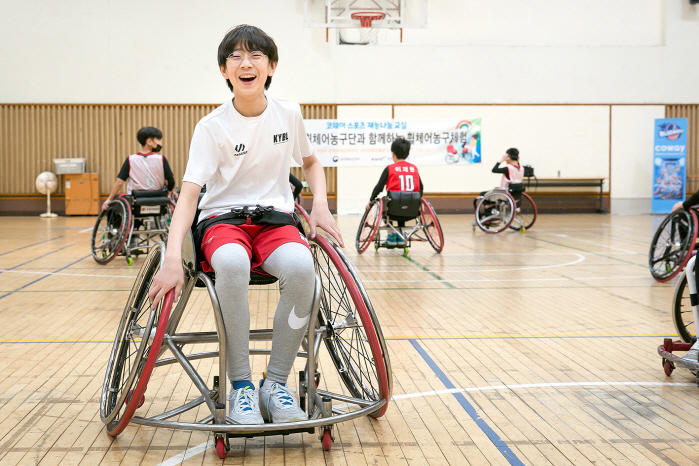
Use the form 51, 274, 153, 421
200, 219, 310, 273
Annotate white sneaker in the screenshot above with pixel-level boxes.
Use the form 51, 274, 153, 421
682, 341, 699, 363
228, 386, 264, 425
258, 381, 307, 423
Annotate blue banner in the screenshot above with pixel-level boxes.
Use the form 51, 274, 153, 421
652, 118, 687, 214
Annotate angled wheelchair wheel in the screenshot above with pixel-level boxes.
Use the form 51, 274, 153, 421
510, 193, 537, 231
311, 236, 391, 417
649, 209, 697, 282
672, 268, 697, 343
419, 199, 444, 253
100, 244, 174, 437
356, 200, 383, 254
475, 191, 515, 234
295, 202, 311, 236
91, 199, 131, 265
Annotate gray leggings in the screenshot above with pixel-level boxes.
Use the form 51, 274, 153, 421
210, 242, 315, 384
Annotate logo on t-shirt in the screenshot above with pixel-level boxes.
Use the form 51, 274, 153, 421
234, 144, 247, 157
273, 132, 288, 145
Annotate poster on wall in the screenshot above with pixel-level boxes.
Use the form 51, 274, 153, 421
302, 119, 481, 167
651, 118, 687, 214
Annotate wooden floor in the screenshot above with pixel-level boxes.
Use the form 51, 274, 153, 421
0, 213, 696, 466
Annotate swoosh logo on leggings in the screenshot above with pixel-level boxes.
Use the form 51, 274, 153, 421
287, 306, 310, 330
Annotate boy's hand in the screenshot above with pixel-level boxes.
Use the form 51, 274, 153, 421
102, 200, 111, 211
500, 154, 509, 163
365, 202, 372, 211
672, 201, 684, 212
309, 203, 344, 248
148, 255, 184, 309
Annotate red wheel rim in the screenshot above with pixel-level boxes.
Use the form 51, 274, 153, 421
420, 199, 444, 252
356, 200, 383, 254
313, 236, 391, 417
106, 290, 174, 437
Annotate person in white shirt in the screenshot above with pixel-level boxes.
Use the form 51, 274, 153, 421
148, 25, 343, 425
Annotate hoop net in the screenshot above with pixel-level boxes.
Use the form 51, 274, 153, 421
351, 11, 385, 45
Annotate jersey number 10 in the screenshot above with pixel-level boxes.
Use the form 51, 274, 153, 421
398, 174, 414, 191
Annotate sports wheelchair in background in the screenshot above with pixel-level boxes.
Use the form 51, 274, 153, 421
91, 189, 175, 265
473, 184, 537, 234
100, 205, 391, 455
649, 207, 698, 282
356, 191, 444, 255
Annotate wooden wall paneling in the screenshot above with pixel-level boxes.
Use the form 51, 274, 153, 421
666, 105, 699, 194
299, 104, 337, 195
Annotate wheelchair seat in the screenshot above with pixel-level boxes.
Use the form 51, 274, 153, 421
386, 191, 421, 221
131, 189, 172, 216
188, 193, 279, 288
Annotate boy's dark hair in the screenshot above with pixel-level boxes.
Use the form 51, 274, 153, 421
506, 148, 519, 161
137, 127, 162, 146
218, 25, 279, 92
391, 137, 411, 160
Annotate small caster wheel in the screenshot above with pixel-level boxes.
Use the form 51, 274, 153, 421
126, 257, 133, 266
403, 247, 409, 256
298, 370, 306, 412
520, 227, 526, 233
321, 429, 332, 451
374, 243, 379, 251
696, 372, 699, 389
472, 225, 476, 232
126, 390, 145, 408
215, 437, 228, 459
663, 359, 674, 376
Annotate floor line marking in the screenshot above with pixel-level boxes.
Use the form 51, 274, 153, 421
546, 233, 638, 254
0, 236, 64, 257
391, 381, 698, 401
401, 255, 455, 289
363, 274, 649, 284
0, 334, 676, 344
410, 339, 525, 466
78, 227, 93, 233
0, 253, 91, 300
358, 253, 585, 274
0, 270, 134, 279
155, 439, 214, 466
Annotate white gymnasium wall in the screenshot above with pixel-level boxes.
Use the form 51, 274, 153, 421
0, 0, 697, 104
610, 105, 667, 214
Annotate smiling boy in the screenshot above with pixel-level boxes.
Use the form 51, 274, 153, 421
148, 25, 343, 425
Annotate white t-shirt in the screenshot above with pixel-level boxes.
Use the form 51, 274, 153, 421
183, 97, 314, 222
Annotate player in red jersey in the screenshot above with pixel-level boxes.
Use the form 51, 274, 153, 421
366, 137, 424, 246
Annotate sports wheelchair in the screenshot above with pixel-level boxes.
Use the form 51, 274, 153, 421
473, 184, 537, 234
355, 191, 444, 255
100, 208, 391, 456
657, 255, 699, 385
649, 208, 698, 282
91, 189, 175, 265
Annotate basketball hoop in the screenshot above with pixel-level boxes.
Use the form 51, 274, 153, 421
351, 11, 386, 28
350, 11, 386, 45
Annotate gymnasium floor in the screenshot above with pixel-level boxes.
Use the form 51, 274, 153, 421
0, 213, 696, 466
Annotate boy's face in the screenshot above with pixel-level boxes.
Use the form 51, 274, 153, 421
220, 44, 277, 99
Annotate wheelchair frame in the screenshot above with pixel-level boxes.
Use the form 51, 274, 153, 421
658, 255, 699, 386
473, 188, 537, 234
356, 197, 444, 255
91, 192, 176, 265
100, 226, 392, 456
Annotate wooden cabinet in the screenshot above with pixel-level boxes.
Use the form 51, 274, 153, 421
65, 173, 99, 215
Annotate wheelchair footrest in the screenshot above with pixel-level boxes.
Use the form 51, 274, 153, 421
226, 427, 315, 439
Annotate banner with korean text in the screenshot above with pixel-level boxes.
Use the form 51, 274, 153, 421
651, 118, 687, 214
302, 119, 481, 167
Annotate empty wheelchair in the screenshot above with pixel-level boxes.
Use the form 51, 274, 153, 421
100, 211, 392, 455
356, 191, 444, 255
649, 208, 698, 282
473, 185, 537, 234
91, 189, 175, 265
